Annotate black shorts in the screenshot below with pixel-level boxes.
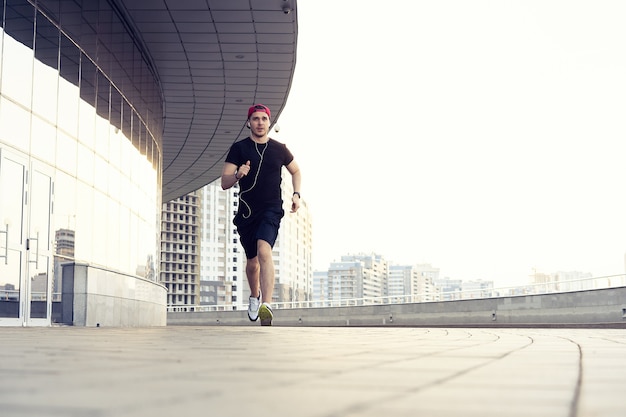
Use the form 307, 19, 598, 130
234, 207, 284, 259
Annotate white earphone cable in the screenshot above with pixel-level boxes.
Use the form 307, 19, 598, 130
239, 141, 268, 219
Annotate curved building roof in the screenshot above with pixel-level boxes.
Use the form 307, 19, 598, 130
117, 0, 298, 202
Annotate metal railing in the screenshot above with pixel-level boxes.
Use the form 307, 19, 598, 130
166, 274, 626, 313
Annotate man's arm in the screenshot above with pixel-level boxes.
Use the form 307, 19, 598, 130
221, 162, 239, 190
286, 160, 301, 213
221, 160, 251, 190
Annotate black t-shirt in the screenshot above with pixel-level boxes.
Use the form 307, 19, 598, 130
225, 137, 294, 217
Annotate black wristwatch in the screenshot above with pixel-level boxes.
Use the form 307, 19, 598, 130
293, 192, 301, 198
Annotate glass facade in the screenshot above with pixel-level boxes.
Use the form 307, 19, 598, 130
0, 0, 163, 326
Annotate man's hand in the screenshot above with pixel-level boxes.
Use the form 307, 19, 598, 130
291, 193, 300, 213
238, 160, 251, 178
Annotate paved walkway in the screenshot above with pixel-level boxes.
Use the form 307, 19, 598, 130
1, 326, 625, 417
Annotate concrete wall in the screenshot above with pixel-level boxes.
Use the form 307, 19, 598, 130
62, 263, 167, 327
167, 286, 626, 328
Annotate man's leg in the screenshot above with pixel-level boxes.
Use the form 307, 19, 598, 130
257, 240, 275, 326
245, 257, 261, 321
245, 257, 260, 298
257, 240, 274, 303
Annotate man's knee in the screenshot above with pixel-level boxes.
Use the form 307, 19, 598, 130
257, 240, 272, 259
246, 257, 260, 273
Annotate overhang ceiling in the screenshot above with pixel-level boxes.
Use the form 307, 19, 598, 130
116, 0, 298, 202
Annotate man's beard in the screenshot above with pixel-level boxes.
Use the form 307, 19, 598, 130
251, 127, 267, 138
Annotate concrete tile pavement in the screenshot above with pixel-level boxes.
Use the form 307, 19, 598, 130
0, 326, 625, 417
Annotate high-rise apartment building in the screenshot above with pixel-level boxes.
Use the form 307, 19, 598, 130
413, 263, 440, 302
324, 253, 388, 303
434, 277, 463, 301
343, 253, 388, 300
388, 265, 412, 299
160, 193, 201, 308
313, 270, 330, 303
388, 264, 436, 301
327, 260, 362, 302
53, 228, 75, 298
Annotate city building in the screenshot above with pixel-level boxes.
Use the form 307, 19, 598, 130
414, 263, 440, 302
531, 270, 594, 293
160, 192, 201, 309
434, 277, 463, 301
53, 228, 75, 299
388, 263, 440, 302
342, 253, 388, 300
0, 0, 298, 326
312, 270, 330, 303
327, 260, 363, 303
387, 265, 410, 299
528, 268, 562, 294
323, 253, 388, 304
461, 279, 495, 299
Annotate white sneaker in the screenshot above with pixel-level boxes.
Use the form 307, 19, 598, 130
247, 295, 260, 321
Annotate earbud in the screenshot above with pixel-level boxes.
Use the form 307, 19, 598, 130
246, 122, 251, 129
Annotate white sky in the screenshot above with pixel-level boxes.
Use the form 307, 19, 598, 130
274, 0, 626, 287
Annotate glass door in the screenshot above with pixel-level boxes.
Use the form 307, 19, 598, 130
25, 161, 54, 326
0, 148, 27, 325
0, 148, 53, 326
